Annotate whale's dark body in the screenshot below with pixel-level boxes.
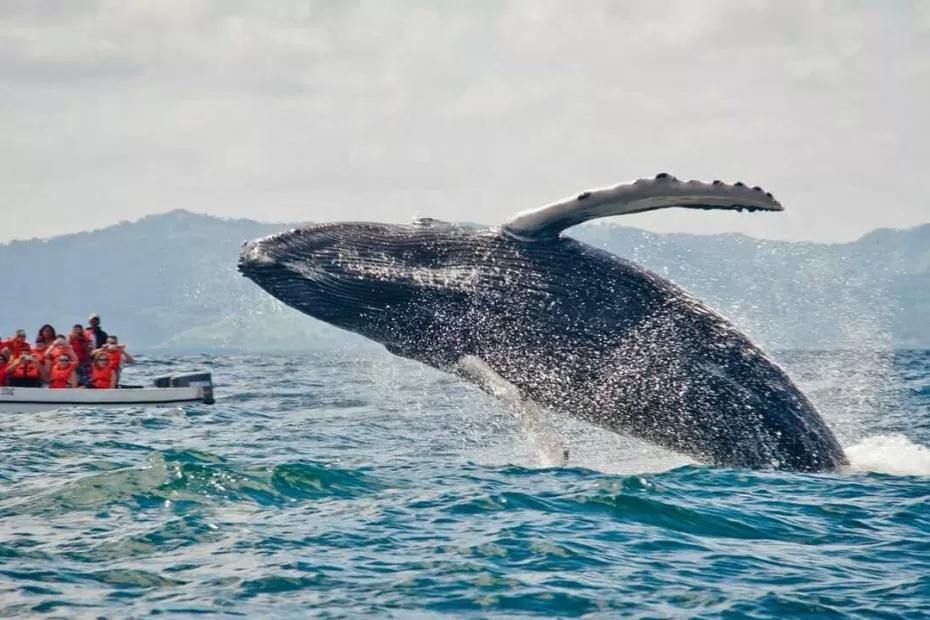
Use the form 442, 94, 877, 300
239, 176, 847, 471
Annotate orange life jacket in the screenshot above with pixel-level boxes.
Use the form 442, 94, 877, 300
7, 341, 31, 361
89, 362, 115, 389
47, 345, 70, 363
11, 362, 39, 380
49, 362, 77, 389
106, 349, 122, 369
30, 348, 47, 365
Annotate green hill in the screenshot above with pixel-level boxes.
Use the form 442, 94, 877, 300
1, 210, 927, 350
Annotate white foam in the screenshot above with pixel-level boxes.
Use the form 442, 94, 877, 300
845, 434, 930, 477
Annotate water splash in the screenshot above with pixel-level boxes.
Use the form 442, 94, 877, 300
845, 434, 930, 476
457, 355, 567, 467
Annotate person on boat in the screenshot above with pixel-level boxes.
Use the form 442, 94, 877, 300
86, 314, 108, 350
31, 337, 51, 382
3, 330, 32, 361
0, 350, 9, 386
94, 335, 134, 384
47, 336, 76, 363
35, 324, 57, 345
6, 352, 42, 388
87, 351, 117, 389
48, 354, 79, 389
69, 325, 93, 386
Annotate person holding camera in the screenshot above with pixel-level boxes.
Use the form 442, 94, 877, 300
6, 350, 42, 388
2, 330, 32, 362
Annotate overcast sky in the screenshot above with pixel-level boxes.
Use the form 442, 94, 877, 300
1, 0, 927, 243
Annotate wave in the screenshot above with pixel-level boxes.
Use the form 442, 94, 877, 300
2, 450, 383, 516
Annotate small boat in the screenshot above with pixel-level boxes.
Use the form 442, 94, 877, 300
0, 372, 215, 413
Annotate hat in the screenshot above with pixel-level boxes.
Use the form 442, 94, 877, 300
89, 313, 100, 321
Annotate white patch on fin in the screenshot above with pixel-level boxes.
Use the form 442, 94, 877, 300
503, 174, 783, 240
457, 355, 569, 467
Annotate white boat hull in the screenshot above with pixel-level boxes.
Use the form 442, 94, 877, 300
0, 385, 208, 413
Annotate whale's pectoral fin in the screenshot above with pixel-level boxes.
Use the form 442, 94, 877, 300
503, 173, 783, 240
456, 355, 524, 404
456, 355, 569, 466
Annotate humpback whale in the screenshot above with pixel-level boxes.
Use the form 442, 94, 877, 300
239, 174, 847, 471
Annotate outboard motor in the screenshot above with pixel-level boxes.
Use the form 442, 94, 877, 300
154, 372, 215, 405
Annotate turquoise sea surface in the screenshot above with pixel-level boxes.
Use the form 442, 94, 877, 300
1, 350, 928, 618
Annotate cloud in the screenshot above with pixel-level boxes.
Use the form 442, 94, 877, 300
0, 0, 927, 242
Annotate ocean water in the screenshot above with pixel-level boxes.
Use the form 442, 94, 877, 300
0, 350, 928, 618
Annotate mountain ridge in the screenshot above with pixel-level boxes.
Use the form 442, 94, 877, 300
1, 209, 927, 350
5, 208, 929, 248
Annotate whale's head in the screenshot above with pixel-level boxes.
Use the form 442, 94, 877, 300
238, 221, 489, 360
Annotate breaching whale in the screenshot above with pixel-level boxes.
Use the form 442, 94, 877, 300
238, 174, 847, 471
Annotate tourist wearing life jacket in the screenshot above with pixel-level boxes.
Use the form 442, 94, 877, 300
45, 336, 77, 366
87, 352, 117, 389
0, 350, 9, 387
3, 330, 32, 361
48, 354, 78, 389
6, 352, 42, 388
31, 338, 51, 382
69, 325, 93, 386
93, 335, 134, 384
35, 324, 57, 344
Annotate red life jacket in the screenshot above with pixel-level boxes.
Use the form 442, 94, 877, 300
11, 362, 39, 380
49, 362, 77, 389
7, 340, 31, 360
70, 335, 91, 363
89, 362, 115, 389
